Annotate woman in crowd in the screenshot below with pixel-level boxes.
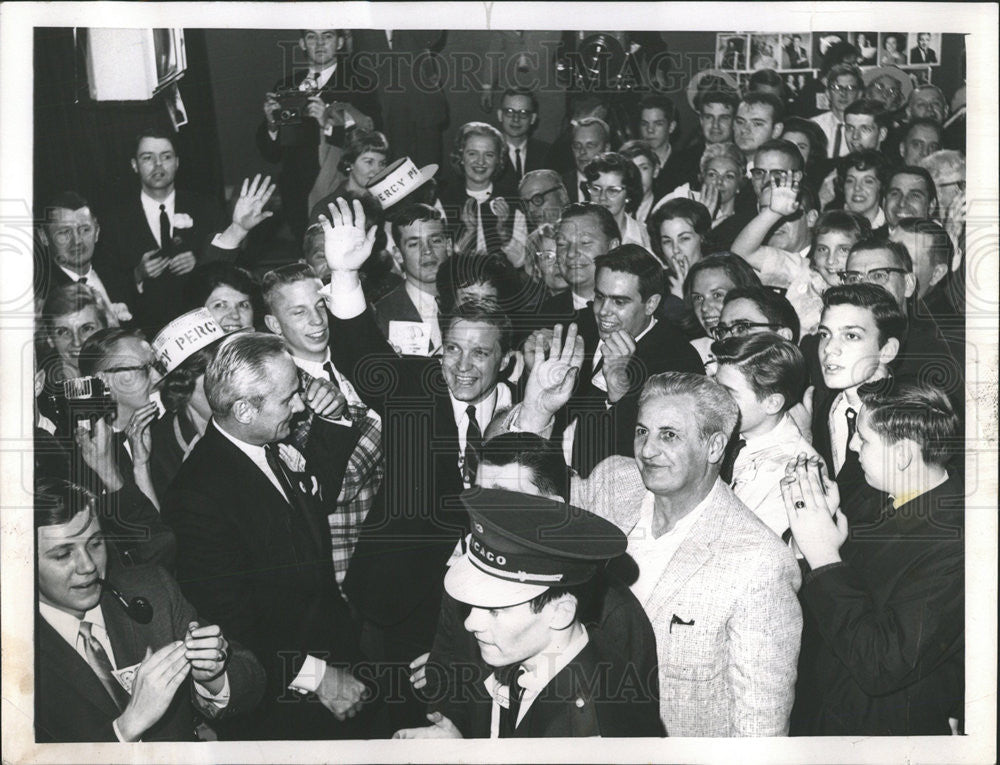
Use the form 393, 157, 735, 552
682, 253, 762, 373
647, 197, 713, 301
782, 117, 830, 197
38, 283, 109, 388
184, 262, 260, 332
309, 130, 390, 221
582, 152, 650, 250
617, 140, 660, 225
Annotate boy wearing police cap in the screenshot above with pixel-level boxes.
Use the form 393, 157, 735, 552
395, 488, 662, 739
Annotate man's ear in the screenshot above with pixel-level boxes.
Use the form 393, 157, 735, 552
609, 237, 621, 251
231, 398, 256, 425
644, 293, 662, 316
130, 158, 138, 175
929, 262, 948, 289
706, 430, 729, 465
777, 327, 794, 341
495, 109, 504, 125
530, 113, 539, 127
34, 368, 46, 398
894, 439, 916, 472
878, 336, 901, 366
547, 593, 578, 631
771, 121, 784, 139
806, 208, 820, 228
878, 127, 888, 145
40, 226, 52, 249
298, 38, 307, 53
762, 392, 786, 417
263, 314, 283, 336
336, 35, 345, 52
903, 272, 917, 298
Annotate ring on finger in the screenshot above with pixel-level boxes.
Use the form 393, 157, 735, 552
794, 500, 806, 509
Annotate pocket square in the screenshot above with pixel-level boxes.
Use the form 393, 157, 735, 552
669, 613, 695, 633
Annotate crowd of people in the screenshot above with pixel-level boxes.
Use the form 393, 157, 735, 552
32, 28, 968, 742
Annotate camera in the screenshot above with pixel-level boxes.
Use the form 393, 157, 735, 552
271, 88, 320, 127
46, 376, 117, 437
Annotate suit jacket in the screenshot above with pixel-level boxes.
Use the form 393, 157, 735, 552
910, 47, 937, 64
460, 642, 663, 738
35, 563, 264, 742
564, 312, 706, 477
575, 457, 803, 736
332, 308, 480, 643
162, 424, 362, 739
256, 61, 380, 239
373, 283, 427, 348
495, 137, 553, 189
561, 169, 585, 204
100, 189, 231, 334
795, 474, 964, 735
35, 240, 136, 313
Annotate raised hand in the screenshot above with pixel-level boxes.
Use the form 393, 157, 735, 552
115, 642, 191, 741
305, 95, 327, 125
768, 172, 803, 217
320, 198, 377, 273
125, 402, 159, 468
699, 177, 721, 220
75, 416, 123, 491
490, 196, 510, 226
232, 174, 276, 232
522, 328, 554, 373
263, 93, 281, 128
460, 198, 478, 229
601, 329, 637, 403
521, 323, 584, 425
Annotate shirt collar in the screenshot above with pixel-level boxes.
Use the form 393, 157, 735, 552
213, 418, 268, 463
518, 624, 589, 693
39, 600, 107, 649
647, 478, 722, 540
891, 471, 949, 509
450, 385, 510, 428
310, 60, 338, 89
291, 351, 331, 379
140, 189, 175, 215
58, 263, 92, 281
403, 278, 439, 317
467, 184, 493, 203
743, 412, 801, 448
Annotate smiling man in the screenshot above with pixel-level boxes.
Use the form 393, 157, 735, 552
883, 167, 937, 230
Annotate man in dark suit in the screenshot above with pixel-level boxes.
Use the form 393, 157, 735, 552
395, 486, 662, 739
37, 191, 135, 324
34, 478, 264, 742
162, 333, 369, 739
350, 29, 447, 168
494, 88, 552, 189
910, 33, 937, 64
258, 29, 380, 243
561, 118, 611, 204
786, 381, 963, 735
101, 130, 270, 334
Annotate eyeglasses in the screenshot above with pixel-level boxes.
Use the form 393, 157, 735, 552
749, 168, 790, 185
837, 267, 909, 286
500, 107, 533, 119
101, 361, 164, 378
711, 320, 782, 339
585, 183, 626, 199
938, 180, 966, 192
533, 249, 558, 264
522, 185, 563, 207
829, 83, 860, 94
50, 224, 97, 245
869, 82, 901, 98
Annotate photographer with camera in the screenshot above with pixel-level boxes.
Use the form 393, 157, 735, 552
257, 29, 379, 245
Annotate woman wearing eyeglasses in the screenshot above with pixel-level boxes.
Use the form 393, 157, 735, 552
78, 329, 165, 510
581, 152, 650, 250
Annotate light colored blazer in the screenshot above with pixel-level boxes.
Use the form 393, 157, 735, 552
573, 456, 803, 737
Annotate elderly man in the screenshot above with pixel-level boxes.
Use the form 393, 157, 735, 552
563, 117, 611, 203
512, 350, 803, 735
163, 332, 370, 739
502, 169, 570, 279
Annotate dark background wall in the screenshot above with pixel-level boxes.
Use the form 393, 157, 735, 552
35, 28, 965, 210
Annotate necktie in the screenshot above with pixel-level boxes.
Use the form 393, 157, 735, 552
721, 437, 747, 485
514, 148, 523, 180
838, 406, 860, 478
264, 443, 325, 554
498, 665, 526, 737
158, 204, 171, 253
464, 404, 482, 486
79, 621, 129, 712
832, 122, 843, 158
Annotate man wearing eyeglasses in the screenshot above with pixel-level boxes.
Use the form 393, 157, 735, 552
39, 191, 135, 326
510, 171, 570, 295
495, 88, 551, 188
810, 64, 864, 158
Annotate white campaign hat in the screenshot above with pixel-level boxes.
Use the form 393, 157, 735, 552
366, 157, 438, 210
152, 308, 228, 375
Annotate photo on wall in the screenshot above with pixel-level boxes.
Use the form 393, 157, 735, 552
909, 32, 941, 65
779, 33, 812, 69
716, 33, 748, 71
749, 33, 781, 70
813, 31, 849, 65
851, 32, 878, 65
879, 32, 908, 66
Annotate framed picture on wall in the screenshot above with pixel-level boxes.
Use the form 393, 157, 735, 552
778, 33, 812, 69
909, 32, 941, 65
749, 33, 781, 70
813, 31, 848, 66
879, 32, 908, 66
851, 32, 878, 65
716, 33, 748, 71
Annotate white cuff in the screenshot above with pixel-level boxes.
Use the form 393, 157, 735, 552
194, 672, 231, 708
319, 279, 366, 320
288, 654, 327, 694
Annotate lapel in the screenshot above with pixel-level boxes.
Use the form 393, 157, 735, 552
130, 193, 158, 252
642, 490, 731, 627
397, 287, 424, 324
36, 611, 124, 719
100, 593, 144, 669
515, 644, 598, 738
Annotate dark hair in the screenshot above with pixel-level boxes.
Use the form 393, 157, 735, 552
819, 41, 860, 77
159, 344, 217, 413
34, 477, 98, 531
722, 285, 801, 342
835, 149, 891, 199
337, 129, 390, 176
389, 202, 444, 251
711, 332, 806, 412
821, 283, 908, 347
748, 69, 789, 103
479, 432, 569, 500
594, 244, 664, 302
617, 139, 659, 170
858, 380, 958, 466
894, 218, 954, 269
826, 63, 864, 90
902, 117, 944, 142
637, 93, 677, 124
40, 283, 108, 330
886, 166, 938, 212
441, 298, 513, 356
582, 152, 644, 215
133, 127, 176, 158
849, 237, 914, 273
184, 262, 258, 315
436, 253, 516, 315
694, 79, 740, 113
559, 202, 621, 244
781, 118, 828, 167
260, 262, 322, 315
528, 580, 599, 623
754, 138, 804, 171
647, 199, 713, 254
845, 98, 890, 129
500, 86, 539, 114
78, 327, 146, 377
44, 191, 91, 221
812, 209, 872, 245
740, 91, 785, 125
683, 254, 763, 307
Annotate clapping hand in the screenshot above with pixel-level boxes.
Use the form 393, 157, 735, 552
601, 329, 637, 403
302, 375, 347, 420
184, 621, 229, 688
232, 174, 276, 232
320, 198, 377, 273
115, 642, 191, 741
781, 453, 847, 569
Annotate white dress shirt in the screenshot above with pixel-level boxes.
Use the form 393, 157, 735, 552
626, 480, 721, 608
452, 384, 512, 487
60, 264, 113, 309
140, 189, 176, 249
